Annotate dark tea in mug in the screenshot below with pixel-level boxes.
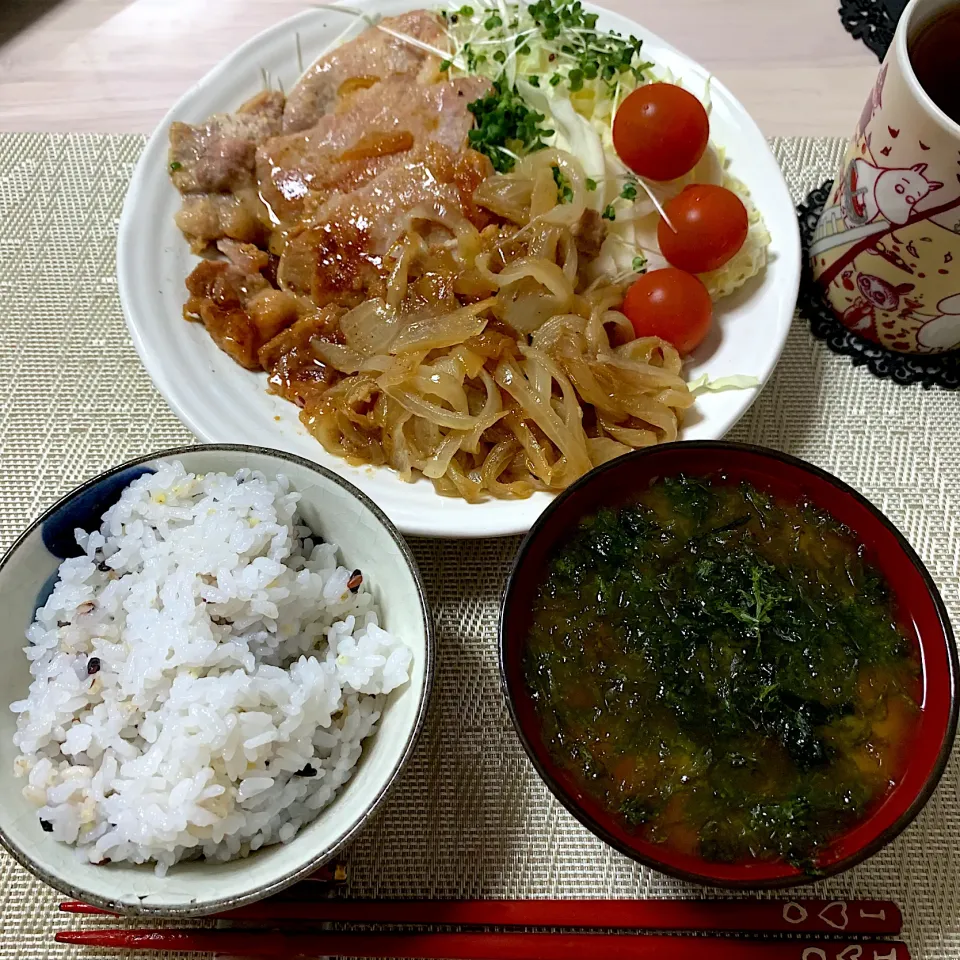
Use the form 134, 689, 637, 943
909, 5, 960, 124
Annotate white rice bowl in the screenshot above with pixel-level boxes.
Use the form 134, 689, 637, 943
10, 461, 412, 876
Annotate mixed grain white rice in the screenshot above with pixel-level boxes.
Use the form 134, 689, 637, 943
11, 461, 411, 875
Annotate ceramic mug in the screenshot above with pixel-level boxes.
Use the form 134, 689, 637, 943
811, 0, 960, 353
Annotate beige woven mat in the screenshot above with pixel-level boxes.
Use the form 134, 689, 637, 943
0, 133, 958, 960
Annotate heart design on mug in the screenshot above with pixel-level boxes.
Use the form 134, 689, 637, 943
881, 146, 892, 156
836, 946, 862, 960
920, 141, 930, 150
888, 126, 900, 138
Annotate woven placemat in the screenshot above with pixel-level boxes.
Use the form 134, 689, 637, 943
0, 133, 958, 959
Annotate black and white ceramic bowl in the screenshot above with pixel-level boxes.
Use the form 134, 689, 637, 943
0, 444, 433, 916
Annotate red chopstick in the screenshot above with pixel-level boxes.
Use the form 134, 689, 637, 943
54, 929, 911, 959
58, 898, 902, 935
306, 861, 347, 884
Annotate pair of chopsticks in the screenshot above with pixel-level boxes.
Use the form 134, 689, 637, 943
57, 897, 910, 958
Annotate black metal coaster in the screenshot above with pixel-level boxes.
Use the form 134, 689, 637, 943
798, 180, 960, 389
838, 0, 905, 60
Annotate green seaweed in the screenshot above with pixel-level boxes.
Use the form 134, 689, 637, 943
524, 476, 920, 868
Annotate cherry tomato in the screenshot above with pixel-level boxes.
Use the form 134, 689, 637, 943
621, 268, 712, 355
612, 83, 710, 182
658, 184, 749, 274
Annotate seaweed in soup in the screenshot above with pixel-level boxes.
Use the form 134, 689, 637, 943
525, 475, 921, 869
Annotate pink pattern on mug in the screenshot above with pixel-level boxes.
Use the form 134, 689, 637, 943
810, 0, 960, 354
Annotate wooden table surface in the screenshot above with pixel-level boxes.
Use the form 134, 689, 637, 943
0, 0, 879, 137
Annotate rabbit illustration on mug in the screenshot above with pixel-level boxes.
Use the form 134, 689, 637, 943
841, 159, 943, 227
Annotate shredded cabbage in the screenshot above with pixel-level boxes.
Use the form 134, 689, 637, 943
687, 373, 761, 394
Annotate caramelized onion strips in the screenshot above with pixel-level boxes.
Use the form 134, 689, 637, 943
300, 149, 693, 501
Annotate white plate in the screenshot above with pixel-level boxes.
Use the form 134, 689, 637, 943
117, 0, 800, 538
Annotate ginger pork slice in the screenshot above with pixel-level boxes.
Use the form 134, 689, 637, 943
258, 306, 347, 409
169, 91, 285, 252
257, 75, 492, 224
276, 143, 494, 308
169, 90, 285, 195
282, 10, 448, 134
183, 240, 301, 370
175, 191, 271, 254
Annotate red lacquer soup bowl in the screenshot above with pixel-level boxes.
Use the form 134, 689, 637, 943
499, 441, 958, 888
